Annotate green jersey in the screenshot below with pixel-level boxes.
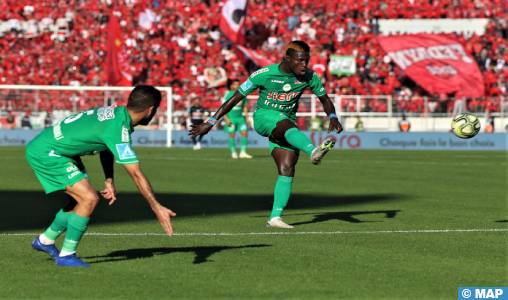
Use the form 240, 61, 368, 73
28, 106, 138, 164
238, 63, 326, 116
222, 90, 247, 120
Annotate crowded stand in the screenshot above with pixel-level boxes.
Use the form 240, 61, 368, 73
0, 0, 506, 128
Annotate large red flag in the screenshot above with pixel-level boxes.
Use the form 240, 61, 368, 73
219, 0, 247, 44
235, 45, 273, 67
377, 34, 484, 98
106, 13, 132, 86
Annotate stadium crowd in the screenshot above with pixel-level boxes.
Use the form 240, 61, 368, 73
0, 0, 506, 127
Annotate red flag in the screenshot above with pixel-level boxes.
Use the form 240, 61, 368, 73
106, 13, 132, 86
377, 34, 484, 98
219, 0, 247, 44
235, 45, 273, 67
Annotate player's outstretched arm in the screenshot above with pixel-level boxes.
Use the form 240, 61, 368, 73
99, 150, 117, 205
123, 163, 176, 236
189, 91, 245, 137
318, 95, 343, 134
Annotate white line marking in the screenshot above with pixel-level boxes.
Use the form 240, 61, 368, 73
145, 157, 507, 166
1, 228, 506, 237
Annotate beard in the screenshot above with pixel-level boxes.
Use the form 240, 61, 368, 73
138, 108, 158, 126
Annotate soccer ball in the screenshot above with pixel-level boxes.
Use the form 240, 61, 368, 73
451, 113, 481, 139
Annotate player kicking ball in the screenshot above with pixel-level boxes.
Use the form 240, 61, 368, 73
26, 85, 176, 267
190, 40, 343, 228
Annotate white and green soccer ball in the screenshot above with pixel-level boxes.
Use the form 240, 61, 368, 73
451, 113, 481, 139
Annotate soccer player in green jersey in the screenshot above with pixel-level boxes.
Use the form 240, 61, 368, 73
26, 85, 176, 267
191, 41, 343, 228
222, 78, 253, 159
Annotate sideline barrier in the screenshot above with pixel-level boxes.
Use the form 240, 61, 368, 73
0, 129, 506, 151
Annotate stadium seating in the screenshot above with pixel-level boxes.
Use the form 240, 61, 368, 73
0, 0, 506, 117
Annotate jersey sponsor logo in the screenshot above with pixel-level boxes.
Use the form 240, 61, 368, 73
271, 79, 284, 83
240, 79, 253, 91
266, 91, 300, 102
249, 67, 269, 78
66, 164, 78, 173
282, 83, 291, 92
65, 163, 80, 179
97, 107, 115, 122
116, 143, 137, 160
263, 100, 296, 110
68, 171, 81, 179
121, 126, 130, 143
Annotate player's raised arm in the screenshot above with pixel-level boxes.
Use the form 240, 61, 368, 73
318, 94, 343, 134
122, 163, 176, 236
189, 91, 245, 137
308, 71, 343, 134
99, 150, 117, 205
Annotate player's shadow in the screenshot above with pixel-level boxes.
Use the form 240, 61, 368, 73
0, 191, 410, 231
289, 210, 401, 226
84, 244, 270, 265
495, 220, 508, 223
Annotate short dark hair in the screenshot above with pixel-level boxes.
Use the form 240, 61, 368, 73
127, 85, 161, 112
227, 78, 240, 89
285, 40, 310, 56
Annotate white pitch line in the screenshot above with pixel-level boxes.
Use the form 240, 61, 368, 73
145, 157, 508, 166
0, 228, 507, 237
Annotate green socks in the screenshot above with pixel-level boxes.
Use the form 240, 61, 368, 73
284, 128, 315, 156
61, 212, 90, 255
230, 136, 248, 153
270, 176, 294, 219
240, 136, 248, 153
228, 137, 236, 154
42, 209, 69, 242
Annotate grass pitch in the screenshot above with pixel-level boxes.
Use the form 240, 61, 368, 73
0, 147, 506, 299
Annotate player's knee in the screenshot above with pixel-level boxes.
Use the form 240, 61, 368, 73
81, 193, 99, 210
278, 164, 295, 176
272, 120, 296, 140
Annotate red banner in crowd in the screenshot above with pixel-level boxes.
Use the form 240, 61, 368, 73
235, 45, 273, 67
377, 34, 484, 98
105, 13, 132, 86
219, 0, 247, 44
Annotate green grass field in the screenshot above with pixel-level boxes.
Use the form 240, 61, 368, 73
0, 147, 506, 299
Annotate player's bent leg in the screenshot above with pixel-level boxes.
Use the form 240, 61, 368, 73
228, 132, 238, 158
272, 120, 315, 157
53, 179, 97, 267
239, 129, 252, 159
32, 193, 73, 258
65, 179, 99, 217
267, 148, 298, 229
33, 209, 69, 258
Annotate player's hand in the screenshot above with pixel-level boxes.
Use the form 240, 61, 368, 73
189, 122, 213, 137
100, 179, 117, 205
328, 118, 343, 134
152, 204, 176, 236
